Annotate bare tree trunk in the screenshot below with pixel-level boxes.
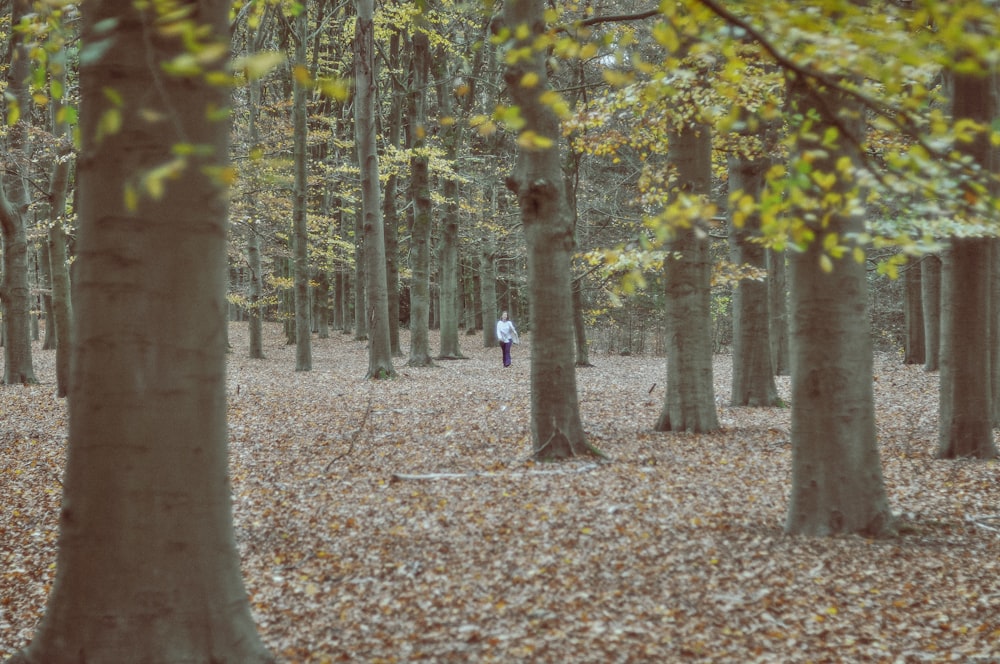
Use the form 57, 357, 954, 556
502, 0, 589, 459
937, 62, 997, 459
383, 31, 403, 356
11, 0, 273, 658
784, 75, 894, 537
292, 1, 312, 371
355, 0, 394, 379
407, 30, 434, 367
768, 248, 790, 376
921, 253, 941, 371
729, 148, 777, 407
0, 0, 37, 385
656, 122, 719, 432
903, 258, 924, 365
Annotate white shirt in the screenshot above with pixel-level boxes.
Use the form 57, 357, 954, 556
496, 319, 516, 343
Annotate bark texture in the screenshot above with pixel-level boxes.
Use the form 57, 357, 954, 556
784, 76, 893, 537
656, 123, 719, 432
729, 152, 777, 407
356, 0, 394, 379
12, 0, 273, 660
407, 30, 434, 368
502, 0, 588, 459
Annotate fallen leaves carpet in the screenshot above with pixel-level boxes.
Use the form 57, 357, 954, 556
2, 323, 999, 663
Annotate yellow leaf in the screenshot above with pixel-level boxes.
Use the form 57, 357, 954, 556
516, 130, 554, 150
520, 71, 540, 88
580, 527, 592, 535
820, 254, 834, 273
304, 582, 319, 597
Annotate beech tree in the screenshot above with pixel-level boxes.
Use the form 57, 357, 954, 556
783, 74, 894, 537
500, 0, 589, 458
937, 59, 998, 459
7, 0, 273, 659
356, 0, 395, 379
0, 0, 38, 385
292, 0, 312, 372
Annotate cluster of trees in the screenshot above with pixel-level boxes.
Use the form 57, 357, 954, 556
2, 0, 998, 660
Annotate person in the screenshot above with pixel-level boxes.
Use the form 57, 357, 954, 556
496, 311, 518, 367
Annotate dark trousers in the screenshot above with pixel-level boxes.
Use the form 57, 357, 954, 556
501, 341, 513, 367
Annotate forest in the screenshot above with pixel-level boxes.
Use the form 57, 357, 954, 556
1, 0, 999, 661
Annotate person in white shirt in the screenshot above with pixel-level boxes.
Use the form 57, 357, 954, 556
495, 311, 518, 367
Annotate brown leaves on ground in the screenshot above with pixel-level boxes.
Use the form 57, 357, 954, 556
2, 323, 999, 662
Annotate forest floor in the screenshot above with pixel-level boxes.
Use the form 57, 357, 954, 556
2, 322, 999, 663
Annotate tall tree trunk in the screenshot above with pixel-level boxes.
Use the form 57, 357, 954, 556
480, 232, 498, 348
247, 225, 265, 359
937, 61, 998, 459
921, 253, 941, 371
11, 0, 273, 658
46, 48, 75, 396
784, 75, 894, 537
729, 148, 778, 407
903, 258, 924, 365
383, 31, 403, 356
407, 29, 434, 367
656, 122, 719, 432
353, 209, 367, 340
768, 248, 790, 376
571, 279, 592, 367
0, 0, 37, 385
355, 0, 394, 379
502, 0, 588, 459
292, 1, 312, 371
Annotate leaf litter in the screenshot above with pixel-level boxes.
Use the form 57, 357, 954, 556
2, 323, 999, 662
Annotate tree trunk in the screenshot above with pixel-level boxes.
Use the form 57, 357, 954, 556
481, 233, 498, 348
729, 151, 778, 407
355, 0, 394, 379
921, 253, 941, 371
292, 1, 312, 371
502, 0, 588, 459
768, 248, 790, 376
903, 258, 924, 365
784, 75, 894, 537
12, 0, 273, 659
436, 54, 464, 360
937, 61, 998, 459
656, 122, 719, 432
0, 0, 37, 385
247, 225, 265, 359
572, 279, 592, 367
353, 209, 367, 340
938, 241, 996, 458
407, 30, 434, 367
383, 30, 403, 356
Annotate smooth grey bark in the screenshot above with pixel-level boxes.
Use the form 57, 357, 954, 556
383, 30, 403, 356
244, 14, 268, 359
247, 225, 265, 359
656, 122, 719, 433
480, 232, 498, 348
937, 63, 997, 459
39, 248, 55, 350
0, 0, 37, 385
46, 51, 75, 396
903, 258, 924, 365
921, 253, 941, 371
292, 1, 312, 371
784, 75, 894, 537
729, 151, 778, 407
407, 30, 434, 368
502, 0, 588, 459
572, 279, 592, 367
9, 0, 273, 659
768, 248, 790, 376
939, 240, 995, 458
436, 50, 464, 359
355, 0, 394, 379
353, 208, 367, 340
